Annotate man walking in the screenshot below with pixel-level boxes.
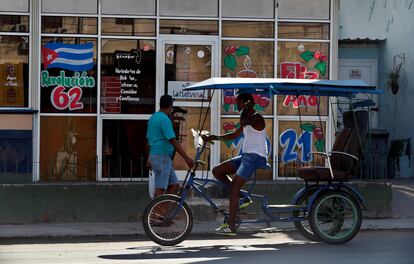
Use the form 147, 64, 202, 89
147, 95, 194, 198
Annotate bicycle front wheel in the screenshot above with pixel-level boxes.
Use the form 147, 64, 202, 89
310, 191, 362, 244
143, 194, 193, 246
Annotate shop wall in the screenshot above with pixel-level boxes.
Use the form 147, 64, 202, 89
0, 181, 392, 223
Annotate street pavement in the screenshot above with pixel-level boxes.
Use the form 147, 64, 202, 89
1, 230, 413, 264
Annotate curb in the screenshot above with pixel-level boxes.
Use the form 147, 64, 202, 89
0, 219, 413, 239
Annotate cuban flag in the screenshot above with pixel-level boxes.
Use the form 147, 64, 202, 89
42, 42, 94, 71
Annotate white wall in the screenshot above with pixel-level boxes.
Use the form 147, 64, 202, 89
339, 0, 414, 177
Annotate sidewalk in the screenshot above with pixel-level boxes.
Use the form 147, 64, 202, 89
0, 218, 413, 238
1, 179, 412, 239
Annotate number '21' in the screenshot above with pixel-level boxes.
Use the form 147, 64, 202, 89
280, 129, 312, 163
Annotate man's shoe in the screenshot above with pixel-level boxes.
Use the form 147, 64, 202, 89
239, 196, 253, 210
214, 223, 237, 236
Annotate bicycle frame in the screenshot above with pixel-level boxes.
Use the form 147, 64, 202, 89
172, 141, 313, 225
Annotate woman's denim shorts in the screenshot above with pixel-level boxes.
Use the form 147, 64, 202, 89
229, 153, 268, 180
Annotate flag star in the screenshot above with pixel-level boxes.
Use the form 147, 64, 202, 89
47, 54, 53, 61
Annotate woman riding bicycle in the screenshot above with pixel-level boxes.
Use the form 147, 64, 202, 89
204, 93, 268, 235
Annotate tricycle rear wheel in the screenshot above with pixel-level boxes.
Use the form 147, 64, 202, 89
310, 191, 361, 244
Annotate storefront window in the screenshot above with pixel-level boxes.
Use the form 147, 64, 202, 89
102, 18, 156, 36
41, 17, 97, 34
0, 15, 29, 32
222, 21, 274, 38
40, 116, 96, 181
220, 118, 273, 179
40, 38, 97, 113
0, 36, 29, 107
278, 120, 326, 178
165, 44, 211, 101
172, 107, 211, 172
278, 23, 329, 40
160, 20, 218, 35
101, 39, 156, 114
102, 120, 148, 179
277, 41, 329, 116
221, 40, 274, 115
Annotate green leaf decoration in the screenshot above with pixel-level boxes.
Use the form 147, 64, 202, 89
254, 105, 264, 112
315, 61, 327, 77
223, 139, 233, 148
235, 123, 241, 129
314, 139, 325, 152
301, 123, 315, 132
233, 104, 239, 112
224, 55, 237, 71
223, 104, 230, 112
299, 50, 315, 62
236, 46, 250, 57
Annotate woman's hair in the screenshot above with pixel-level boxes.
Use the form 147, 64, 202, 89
237, 93, 255, 108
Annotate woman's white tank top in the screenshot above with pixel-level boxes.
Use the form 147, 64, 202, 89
242, 125, 268, 158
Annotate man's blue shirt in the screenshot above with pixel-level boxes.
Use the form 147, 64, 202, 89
147, 111, 176, 156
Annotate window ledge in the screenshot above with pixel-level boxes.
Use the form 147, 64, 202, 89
0, 108, 38, 114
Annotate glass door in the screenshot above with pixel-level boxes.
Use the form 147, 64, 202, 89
158, 36, 219, 179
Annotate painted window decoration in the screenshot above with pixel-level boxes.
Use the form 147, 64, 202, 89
277, 42, 329, 116
101, 39, 156, 114
221, 41, 274, 115
220, 118, 273, 180
222, 89, 271, 114
278, 120, 326, 178
40, 38, 97, 113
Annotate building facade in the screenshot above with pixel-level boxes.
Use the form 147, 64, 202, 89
0, 0, 338, 183
338, 0, 413, 179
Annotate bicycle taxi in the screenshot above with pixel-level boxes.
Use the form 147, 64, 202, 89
143, 77, 382, 246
